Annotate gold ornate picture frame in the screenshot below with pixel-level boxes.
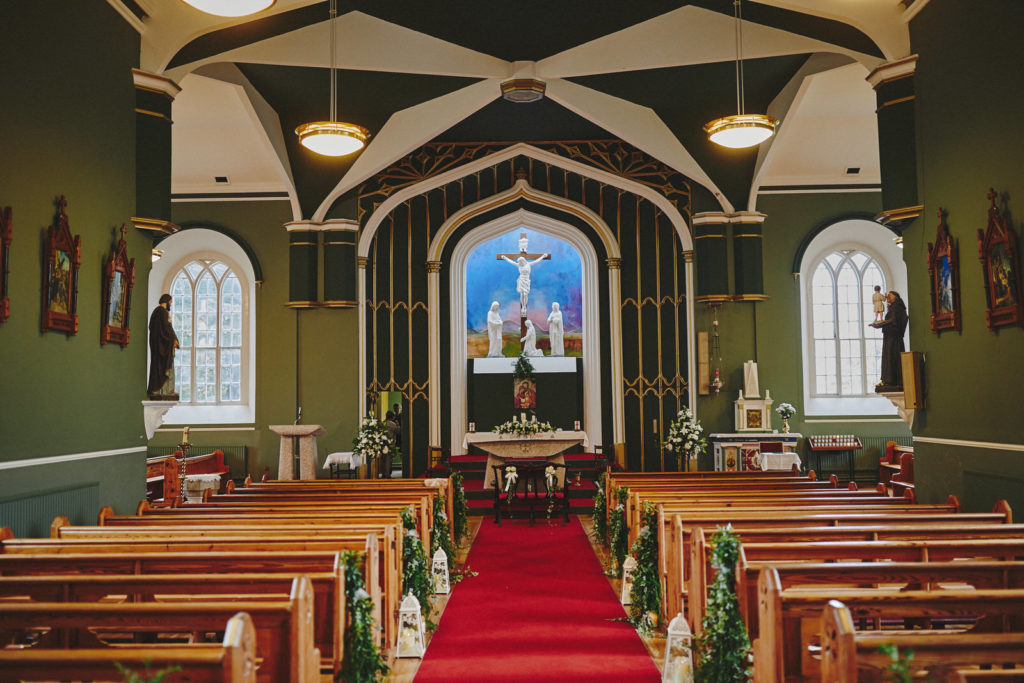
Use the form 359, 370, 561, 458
977, 188, 1023, 329
927, 208, 961, 333
100, 225, 135, 347
0, 206, 11, 323
41, 196, 81, 336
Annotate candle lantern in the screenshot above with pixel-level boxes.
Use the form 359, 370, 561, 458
662, 612, 694, 683
432, 548, 450, 595
396, 592, 426, 658
620, 555, 637, 605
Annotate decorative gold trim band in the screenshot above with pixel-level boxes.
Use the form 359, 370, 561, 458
289, 241, 318, 246
131, 216, 179, 234
682, 250, 694, 263
285, 301, 320, 309
732, 294, 769, 302
357, 257, 368, 269
134, 108, 172, 123
606, 257, 622, 270
733, 233, 763, 238
877, 95, 915, 112
695, 294, 732, 304
426, 261, 442, 273
321, 300, 358, 308
875, 204, 924, 224
694, 233, 725, 240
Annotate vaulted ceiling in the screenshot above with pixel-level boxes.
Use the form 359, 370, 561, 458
121, 0, 923, 221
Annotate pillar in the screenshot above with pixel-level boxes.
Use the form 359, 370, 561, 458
868, 56, 922, 226
322, 219, 358, 307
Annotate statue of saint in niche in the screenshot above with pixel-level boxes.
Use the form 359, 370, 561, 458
147, 293, 180, 399
486, 301, 504, 357
547, 302, 564, 356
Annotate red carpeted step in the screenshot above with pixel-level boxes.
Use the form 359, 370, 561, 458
414, 516, 661, 682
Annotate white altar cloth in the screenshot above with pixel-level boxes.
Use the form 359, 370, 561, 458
324, 451, 364, 470
463, 431, 588, 489
755, 451, 801, 471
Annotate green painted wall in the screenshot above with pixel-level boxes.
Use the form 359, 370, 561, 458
160, 201, 362, 479
694, 191, 912, 476
0, 2, 146, 520
904, 0, 1024, 511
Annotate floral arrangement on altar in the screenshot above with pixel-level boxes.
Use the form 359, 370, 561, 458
492, 416, 555, 436
663, 406, 707, 461
775, 402, 796, 419
352, 416, 398, 464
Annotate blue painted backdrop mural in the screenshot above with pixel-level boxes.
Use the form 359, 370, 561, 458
466, 229, 582, 357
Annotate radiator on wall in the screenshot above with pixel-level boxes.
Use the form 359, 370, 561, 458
0, 482, 99, 538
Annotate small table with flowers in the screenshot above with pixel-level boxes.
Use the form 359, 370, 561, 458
463, 430, 589, 490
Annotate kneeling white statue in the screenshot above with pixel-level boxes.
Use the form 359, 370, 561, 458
520, 320, 544, 357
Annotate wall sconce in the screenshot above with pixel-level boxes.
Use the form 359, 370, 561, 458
620, 556, 637, 605
662, 612, 694, 683
432, 548, 450, 595
396, 592, 426, 658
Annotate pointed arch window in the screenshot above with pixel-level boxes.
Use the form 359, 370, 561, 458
169, 258, 244, 404
808, 249, 885, 397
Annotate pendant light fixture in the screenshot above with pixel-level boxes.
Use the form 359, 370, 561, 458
180, 0, 275, 17
295, 0, 369, 157
704, 0, 778, 149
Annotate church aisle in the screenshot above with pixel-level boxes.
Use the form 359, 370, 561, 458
413, 515, 661, 682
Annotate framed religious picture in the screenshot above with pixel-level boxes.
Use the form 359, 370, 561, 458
977, 188, 1023, 329
926, 208, 961, 333
0, 206, 11, 323
513, 377, 536, 410
100, 224, 135, 347
41, 196, 81, 336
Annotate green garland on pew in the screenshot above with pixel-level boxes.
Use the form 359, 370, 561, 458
339, 550, 389, 683
695, 525, 752, 683
628, 501, 662, 635
400, 506, 434, 628
450, 471, 470, 545
608, 486, 629, 577
591, 471, 607, 544
431, 493, 456, 570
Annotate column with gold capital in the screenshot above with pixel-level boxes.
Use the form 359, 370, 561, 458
131, 70, 181, 236
285, 221, 319, 307
323, 219, 358, 307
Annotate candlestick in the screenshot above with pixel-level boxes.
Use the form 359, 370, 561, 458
182, 426, 190, 444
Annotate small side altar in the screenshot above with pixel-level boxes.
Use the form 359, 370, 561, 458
709, 432, 802, 472
464, 430, 588, 489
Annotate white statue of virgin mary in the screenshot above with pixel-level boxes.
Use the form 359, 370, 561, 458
486, 301, 504, 357
547, 302, 564, 356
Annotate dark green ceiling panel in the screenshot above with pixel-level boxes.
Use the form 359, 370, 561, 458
168, 0, 881, 71
238, 63, 478, 218
569, 54, 811, 211
435, 98, 613, 143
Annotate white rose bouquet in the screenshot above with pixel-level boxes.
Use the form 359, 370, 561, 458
493, 417, 555, 436
775, 402, 796, 419
352, 417, 398, 465
663, 406, 707, 461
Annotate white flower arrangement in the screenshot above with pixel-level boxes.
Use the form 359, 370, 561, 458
776, 402, 797, 419
544, 465, 557, 494
504, 465, 518, 502
663, 406, 707, 461
492, 416, 555, 436
352, 416, 398, 463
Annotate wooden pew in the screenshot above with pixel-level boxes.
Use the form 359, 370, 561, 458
0, 571, 344, 677
147, 450, 231, 505
663, 501, 1012, 624
0, 610, 257, 682
2, 530, 398, 652
0, 575, 319, 683
755, 567, 1024, 682
821, 599, 1024, 682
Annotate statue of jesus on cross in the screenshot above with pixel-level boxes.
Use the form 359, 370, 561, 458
496, 232, 550, 346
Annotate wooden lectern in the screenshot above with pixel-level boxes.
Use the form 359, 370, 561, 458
269, 424, 325, 480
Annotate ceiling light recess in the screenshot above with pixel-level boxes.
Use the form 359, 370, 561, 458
500, 79, 546, 103
295, 0, 369, 157
180, 0, 275, 17
704, 0, 778, 149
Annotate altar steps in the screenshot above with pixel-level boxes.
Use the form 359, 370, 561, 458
450, 454, 601, 515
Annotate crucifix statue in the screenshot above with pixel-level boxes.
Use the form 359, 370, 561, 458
496, 232, 550, 346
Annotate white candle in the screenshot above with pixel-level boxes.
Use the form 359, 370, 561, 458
520, 412, 526, 423
512, 415, 518, 423
183, 426, 190, 444
532, 415, 537, 423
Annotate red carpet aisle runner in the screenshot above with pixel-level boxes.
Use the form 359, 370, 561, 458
414, 516, 661, 682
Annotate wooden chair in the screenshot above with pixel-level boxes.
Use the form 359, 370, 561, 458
492, 462, 535, 526
537, 462, 573, 525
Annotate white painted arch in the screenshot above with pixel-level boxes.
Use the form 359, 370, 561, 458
356, 146, 698, 455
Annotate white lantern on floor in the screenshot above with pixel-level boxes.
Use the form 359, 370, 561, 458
620, 555, 637, 605
432, 548, 450, 595
662, 612, 694, 683
396, 592, 426, 658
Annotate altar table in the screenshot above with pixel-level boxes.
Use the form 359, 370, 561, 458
463, 431, 588, 489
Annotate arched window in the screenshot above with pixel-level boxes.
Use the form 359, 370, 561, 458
148, 228, 256, 425
799, 218, 907, 416
169, 258, 244, 404
809, 250, 885, 396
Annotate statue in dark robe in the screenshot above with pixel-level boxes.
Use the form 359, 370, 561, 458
874, 290, 908, 391
147, 293, 180, 399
